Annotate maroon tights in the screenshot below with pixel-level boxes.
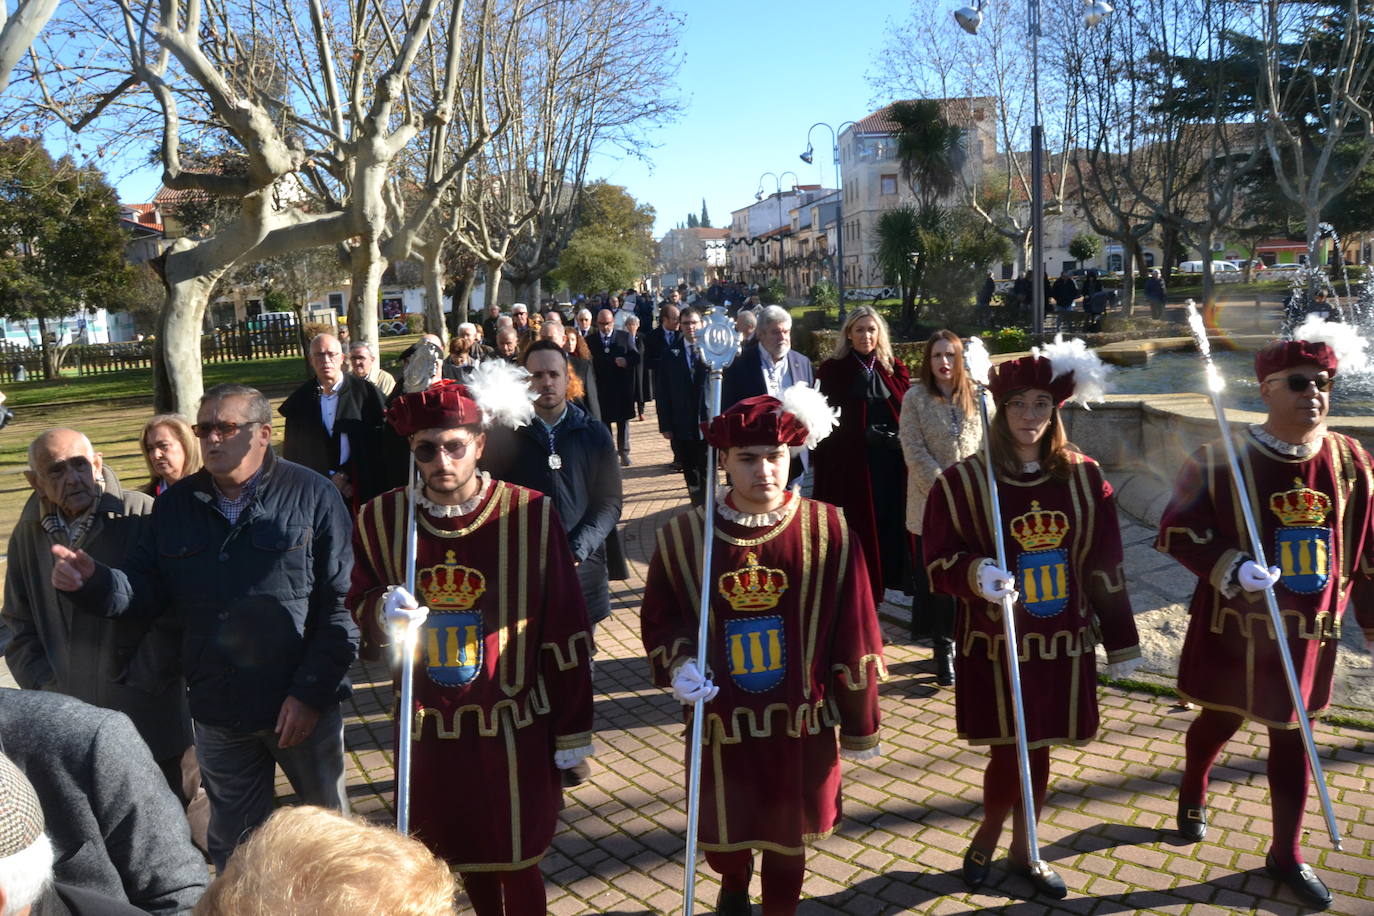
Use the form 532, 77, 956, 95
1181, 707, 1310, 866
971, 744, 1051, 864
460, 865, 546, 916
704, 848, 806, 916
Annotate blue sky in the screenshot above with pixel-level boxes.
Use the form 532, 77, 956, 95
113, 0, 917, 238
586, 0, 914, 236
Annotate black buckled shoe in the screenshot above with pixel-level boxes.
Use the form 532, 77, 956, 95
934, 642, 955, 687
961, 845, 992, 890
1009, 858, 1068, 900
1176, 802, 1207, 843
1266, 854, 1332, 909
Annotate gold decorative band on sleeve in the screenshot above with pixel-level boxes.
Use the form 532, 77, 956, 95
839, 732, 879, 751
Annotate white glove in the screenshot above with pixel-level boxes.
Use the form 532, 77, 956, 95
383, 585, 429, 634
1237, 560, 1281, 593
554, 745, 594, 769
840, 744, 882, 762
671, 660, 719, 704
1104, 657, 1144, 681
976, 561, 1019, 603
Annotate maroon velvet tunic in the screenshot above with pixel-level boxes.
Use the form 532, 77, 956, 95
348, 481, 593, 870
640, 494, 885, 854
1156, 429, 1374, 727
923, 453, 1140, 749
811, 353, 911, 603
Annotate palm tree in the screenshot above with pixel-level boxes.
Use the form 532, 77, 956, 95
889, 100, 967, 212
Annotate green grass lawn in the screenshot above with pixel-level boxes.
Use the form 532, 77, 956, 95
2, 334, 422, 408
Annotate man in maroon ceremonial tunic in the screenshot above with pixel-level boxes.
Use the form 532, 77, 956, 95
348, 376, 594, 916
1157, 336, 1374, 909
640, 391, 885, 916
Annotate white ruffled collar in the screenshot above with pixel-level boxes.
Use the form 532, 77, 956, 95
416, 472, 491, 517
715, 486, 799, 527
1249, 424, 1322, 460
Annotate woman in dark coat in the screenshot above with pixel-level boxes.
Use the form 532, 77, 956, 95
811, 304, 912, 605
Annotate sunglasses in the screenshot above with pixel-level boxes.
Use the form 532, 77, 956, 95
192, 421, 258, 439
413, 439, 471, 463
1274, 373, 1333, 393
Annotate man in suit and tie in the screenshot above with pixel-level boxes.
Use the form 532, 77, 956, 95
279, 333, 388, 508
643, 303, 679, 412
655, 307, 709, 505
721, 306, 815, 486
588, 308, 640, 466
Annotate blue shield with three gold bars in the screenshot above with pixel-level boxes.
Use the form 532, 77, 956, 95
723, 615, 786, 693
1274, 526, 1331, 595
1016, 548, 1069, 618
421, 612, 484, 687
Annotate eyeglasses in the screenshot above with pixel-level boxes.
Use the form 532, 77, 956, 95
1273, 373, 1333, 393
192, 421, 258, 439
413, 439, 471, 463
1004, 399, 1054, 417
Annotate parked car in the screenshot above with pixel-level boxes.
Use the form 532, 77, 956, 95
1177, 260, 1242, 273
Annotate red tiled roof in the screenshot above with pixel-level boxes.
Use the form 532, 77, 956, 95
852, 97, 998, 135
153, 185, 209, 213
121, 203, 163, 232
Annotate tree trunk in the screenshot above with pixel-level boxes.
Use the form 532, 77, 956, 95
452, 270, 477, 330
1120, 239, 1138, 318
349, 243, 386, 350
156, 273, 219, 414
36, 314, 56, 380
1199, 232, 1216, 323
484, 261, 504, 312
419, 244, 448, 346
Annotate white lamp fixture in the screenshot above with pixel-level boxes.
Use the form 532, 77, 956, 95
1083, 0, 1113, 27
954, 2, 984, 34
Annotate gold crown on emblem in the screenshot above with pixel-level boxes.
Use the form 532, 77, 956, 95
418, 551, 486, 611
1010, 500, 1069, 551
718, 551, 789, 612
1270, 478, 1332, 526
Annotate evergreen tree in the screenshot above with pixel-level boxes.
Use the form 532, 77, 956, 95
687, 212, 699, 228
700, 198, 711, 228
0, 137, 137, 378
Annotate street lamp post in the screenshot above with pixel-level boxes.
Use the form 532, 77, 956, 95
756, 171, 798, 296
955, 0, 1111, 338
801, 121, 856, 322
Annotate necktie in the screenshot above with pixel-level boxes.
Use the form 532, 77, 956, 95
687, 344, 696, 365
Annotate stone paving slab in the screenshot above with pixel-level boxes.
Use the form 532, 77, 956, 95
335, 408, 1373, 914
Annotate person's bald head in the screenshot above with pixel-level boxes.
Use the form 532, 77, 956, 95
496, 327, 519, 358
25, 428, 103, 518
595, 309, 615, 334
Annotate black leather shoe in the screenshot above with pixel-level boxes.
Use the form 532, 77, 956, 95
1177, 802, 1207, 843
962, 845, 992, 890
715, 888, 751, 916
1266, 854, 1332, 909
560, 759, 590, 788
1009, 858, 1068, 899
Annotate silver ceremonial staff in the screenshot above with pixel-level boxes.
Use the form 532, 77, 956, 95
964, 338, 1046, 875
1184, 303, 1343, 850
682, 307, 741, 914
396, 340, 443, 835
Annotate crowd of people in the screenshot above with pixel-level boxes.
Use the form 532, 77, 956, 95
0, 284, 1370, 914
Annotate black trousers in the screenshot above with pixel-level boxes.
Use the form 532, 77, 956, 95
671, 437, 708, 505
909, 532, 955, 644
607, 420, 630, 455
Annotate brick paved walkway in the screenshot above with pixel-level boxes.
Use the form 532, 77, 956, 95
316, 408, 1374, 913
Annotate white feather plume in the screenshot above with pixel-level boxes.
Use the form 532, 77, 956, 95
1033, 334, 1112, 408
1292, 315, 1371, 375
964, 336, 992, 387
466, 359, 535, 429
780, 382, 840, 449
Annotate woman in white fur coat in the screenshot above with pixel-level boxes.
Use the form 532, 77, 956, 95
898, 330, 985, 686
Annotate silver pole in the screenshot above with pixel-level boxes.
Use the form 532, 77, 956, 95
396, 452, 419, 834
682, 308, 741, 915
1184, 303, 1343, 850
971, 379, 1043, 871
394, 340, 443, 836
